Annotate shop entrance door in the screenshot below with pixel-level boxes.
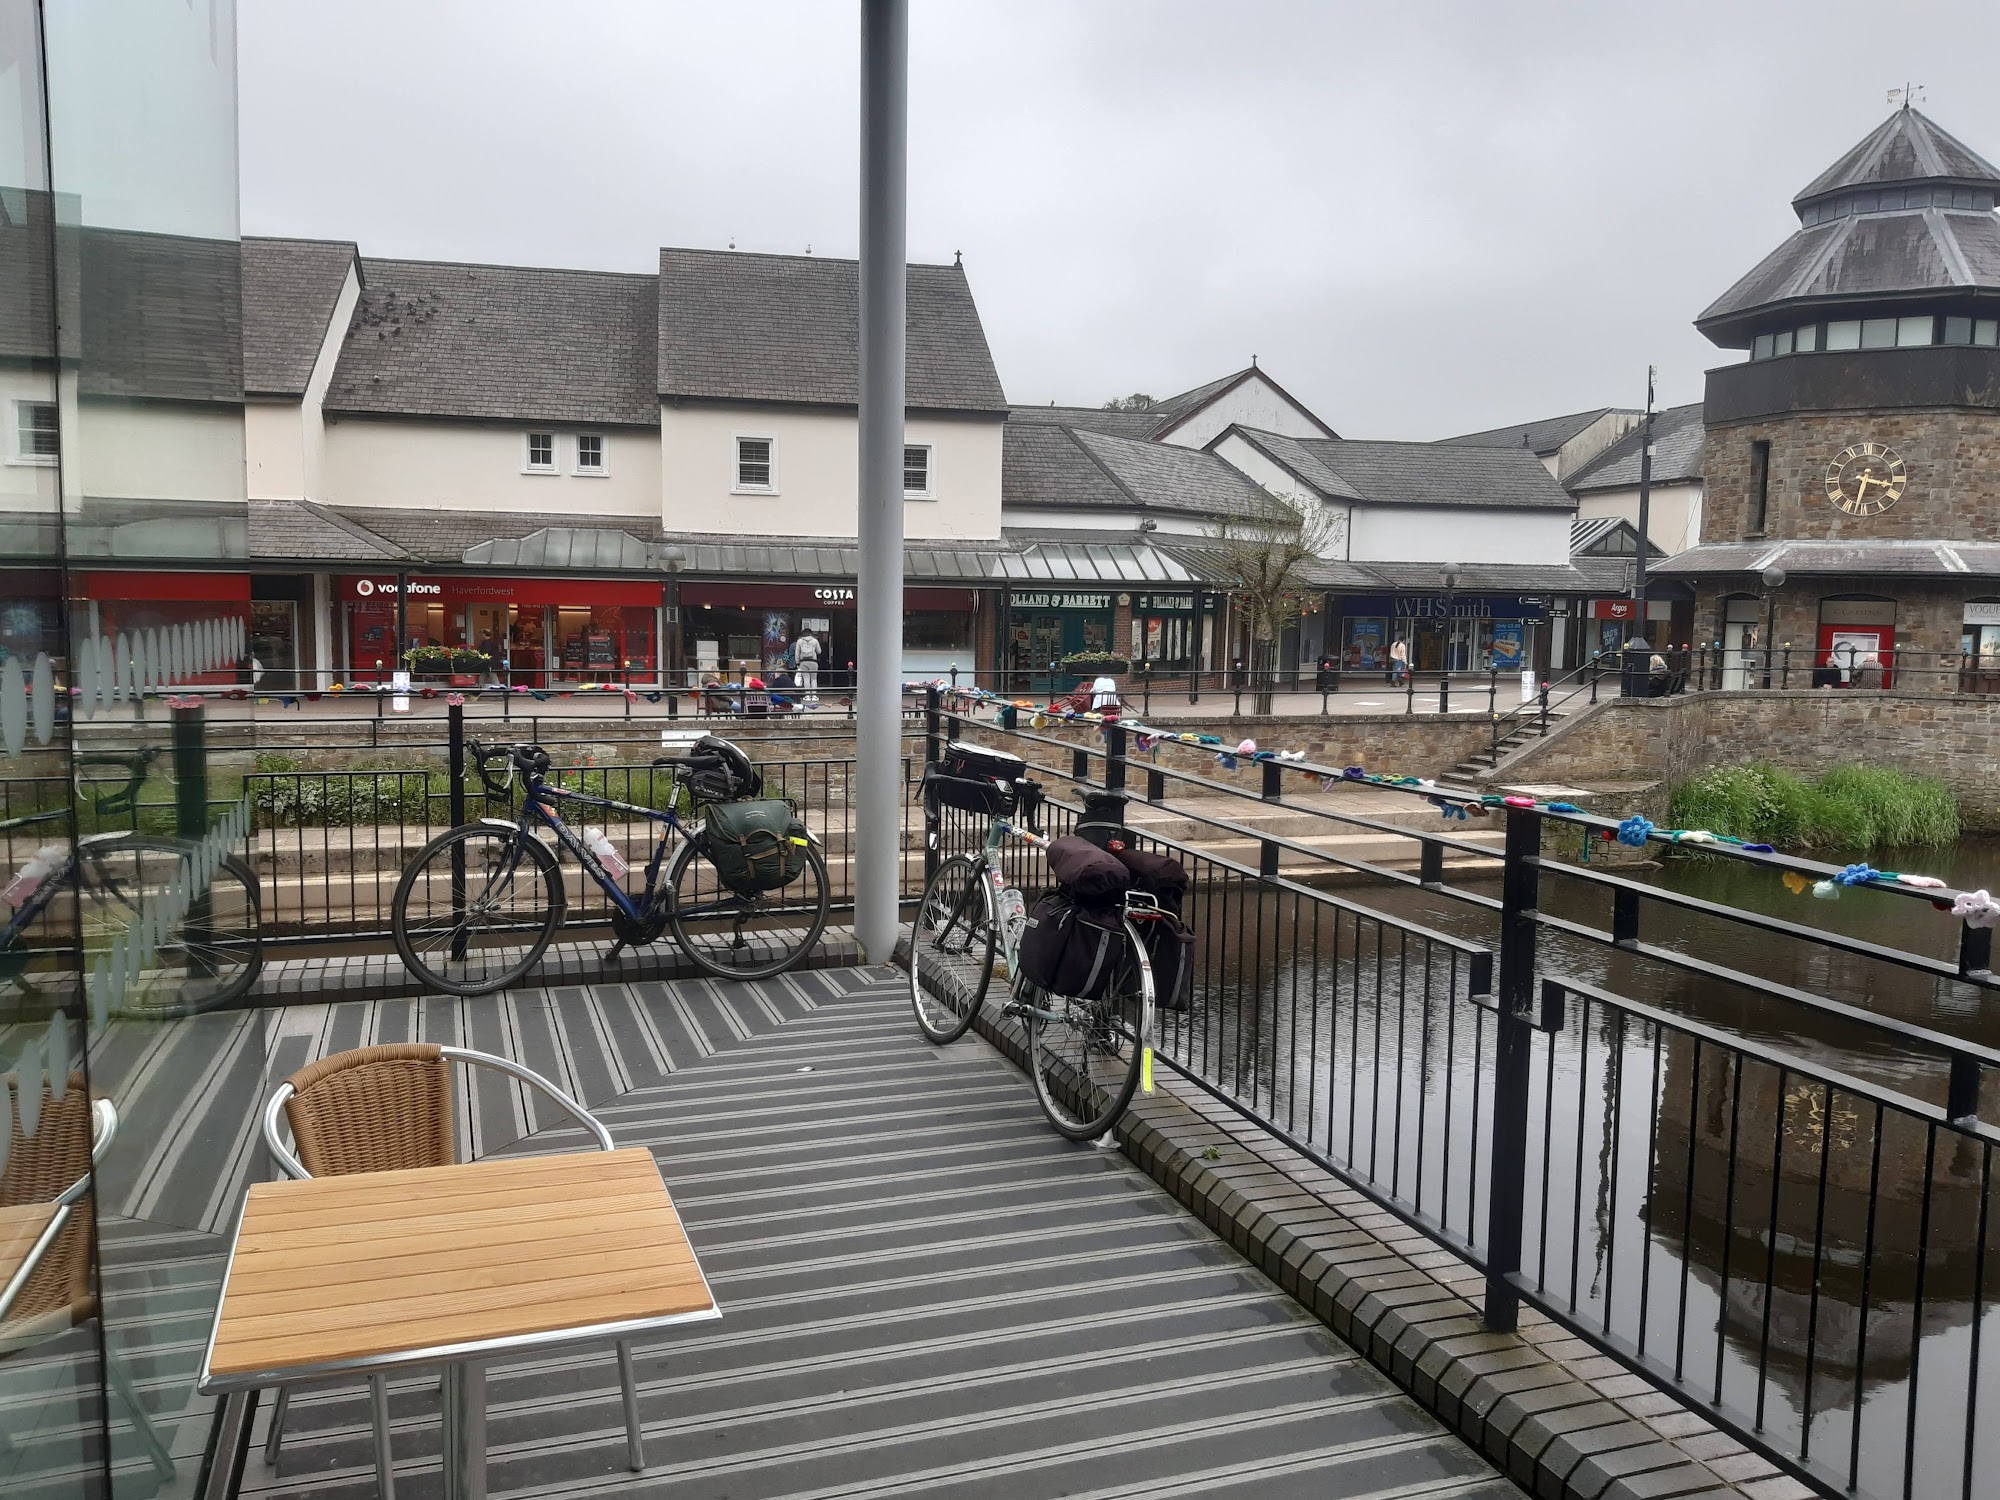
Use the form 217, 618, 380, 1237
1025, 613, 1065, 692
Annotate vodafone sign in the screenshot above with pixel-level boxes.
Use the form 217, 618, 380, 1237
338, 574, 662, 607
351, 578, 441, 599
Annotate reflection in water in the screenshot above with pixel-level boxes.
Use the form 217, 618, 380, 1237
1168, 837, 2000, 1499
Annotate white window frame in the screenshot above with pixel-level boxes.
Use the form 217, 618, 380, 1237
573, 433, 607, 476
734, 434, 777, 494
523, 431, 558, 474
9, 399, 58, 467
902, 442, 934, 499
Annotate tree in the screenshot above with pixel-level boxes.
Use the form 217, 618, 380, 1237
1102, 393, 1158, 412
1205, 501, 1339, 713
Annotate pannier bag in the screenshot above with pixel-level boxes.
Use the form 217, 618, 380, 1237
703, 799, 810, 892
941, 740, 1026, 785
1135, 914, 1195, 1011
687, 735, 763, 803
1017, 891, 1125, 1002
1044, 835, 1130, 902
1113, 847, 1189, 916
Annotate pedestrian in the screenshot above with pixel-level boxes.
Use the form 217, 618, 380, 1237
1389, 638, 1409, 686
793, 629, 821, 704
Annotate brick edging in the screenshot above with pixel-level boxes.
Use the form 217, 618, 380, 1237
955, 987, 1811, 1500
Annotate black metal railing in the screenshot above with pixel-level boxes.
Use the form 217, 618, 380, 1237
918, 684, 2000, 1500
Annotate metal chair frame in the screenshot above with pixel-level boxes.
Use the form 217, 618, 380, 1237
257, 1045, 642, 1500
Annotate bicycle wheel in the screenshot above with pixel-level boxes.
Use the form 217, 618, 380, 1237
666, 833, 829, 981
392, 824, 563, 996
59, 835, 263, 1017
907, 855, 995, 1044
1027, 916, 1154, 1141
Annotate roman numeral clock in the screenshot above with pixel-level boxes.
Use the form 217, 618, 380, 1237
1824, 442, 1906, 517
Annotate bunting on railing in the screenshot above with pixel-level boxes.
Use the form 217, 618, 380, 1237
911, 681, 1963, 921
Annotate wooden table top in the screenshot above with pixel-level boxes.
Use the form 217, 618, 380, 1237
204, 1147, 715, 1385
0, 1201, 63, 1302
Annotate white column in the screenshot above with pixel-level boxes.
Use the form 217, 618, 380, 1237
854, 0, 908, 963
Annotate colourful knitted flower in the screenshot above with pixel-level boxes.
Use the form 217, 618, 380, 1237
1616, 815, 1653, 848
1834, 863, 1878, 887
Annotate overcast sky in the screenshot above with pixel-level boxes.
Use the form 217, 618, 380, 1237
239, 0, 2000, 440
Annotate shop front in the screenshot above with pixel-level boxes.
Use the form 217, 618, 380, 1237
1126, 590, 1207, 675
678, 582, 979, 688
1337, 593, 1546, 677
336, 574, 661, 687
1007, 590, 1117, 692
76, 571, 252, 687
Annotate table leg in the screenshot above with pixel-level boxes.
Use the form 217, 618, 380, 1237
439, 1361, 487, 1500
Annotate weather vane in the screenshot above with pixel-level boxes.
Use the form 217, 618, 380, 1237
1888, 83, 1926, 108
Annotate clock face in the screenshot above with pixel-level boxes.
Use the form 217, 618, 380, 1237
1825, 442, 1906, 516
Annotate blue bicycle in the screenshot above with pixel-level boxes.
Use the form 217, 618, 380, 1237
389, 736, 829, 994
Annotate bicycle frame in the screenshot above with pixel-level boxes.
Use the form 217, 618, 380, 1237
508, 778, 686, 925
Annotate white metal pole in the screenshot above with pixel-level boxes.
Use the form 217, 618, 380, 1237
855, 0, 908, 963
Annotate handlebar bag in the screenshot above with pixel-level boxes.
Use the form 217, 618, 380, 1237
1017, 890, 1124, 1002
940, 740, 1026, 784
1073, 790, 1131, 852
703, 799, 809, 892
920, 763, 1017, 817
1044, 834, 1129, 902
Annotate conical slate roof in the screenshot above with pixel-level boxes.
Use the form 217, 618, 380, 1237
1794, 107, 2000, 209
1697, 107, 2000, 344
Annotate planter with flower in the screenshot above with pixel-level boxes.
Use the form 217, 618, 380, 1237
403, 645, 492, 688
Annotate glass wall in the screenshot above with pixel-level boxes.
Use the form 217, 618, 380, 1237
4, 4, 252, 1497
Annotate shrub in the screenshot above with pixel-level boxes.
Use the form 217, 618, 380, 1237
1668, 761, 1958, 853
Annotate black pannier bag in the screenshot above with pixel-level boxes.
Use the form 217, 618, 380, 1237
1113, 847, 1189, 916
941, 740, 1026, 784
1044, 835, 1130, 902
703, 799, 811, 892
1017, 891, 1125, 1002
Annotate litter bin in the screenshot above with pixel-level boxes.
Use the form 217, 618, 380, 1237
1619, 638, 1655, 698
1315, 656, 1340, 692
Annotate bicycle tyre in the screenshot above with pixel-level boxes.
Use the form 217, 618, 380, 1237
665, 832, 830, 981
907, 854, 996, 1044
391, 824, 564, 996
1027, 915, 1154, 1141
51, 835, 264, 1017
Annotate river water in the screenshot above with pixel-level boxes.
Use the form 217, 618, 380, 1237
1158, 834, 2000, 1500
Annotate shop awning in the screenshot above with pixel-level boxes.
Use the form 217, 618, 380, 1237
1655, 540, 2000, 578
463, 527, 654, 571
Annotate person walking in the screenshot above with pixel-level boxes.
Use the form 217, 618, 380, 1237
1388, 638, 1409, 687
793, 629, 821, 704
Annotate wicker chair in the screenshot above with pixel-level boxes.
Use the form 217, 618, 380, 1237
1, 1069, 176, 1480
258, 1044, 641, 1500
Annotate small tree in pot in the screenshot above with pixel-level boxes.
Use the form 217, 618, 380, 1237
1207, 500, 1338, 715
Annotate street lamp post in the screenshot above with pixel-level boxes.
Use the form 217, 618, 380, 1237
1759, 563, 1786, 689
660, 544, 686, 716
1438, 562, 1463, 713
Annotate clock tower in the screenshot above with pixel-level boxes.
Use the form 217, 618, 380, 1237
1661, 105, 2000, 686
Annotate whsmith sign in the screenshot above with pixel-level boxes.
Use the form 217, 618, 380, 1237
1339, 594, 1549, 621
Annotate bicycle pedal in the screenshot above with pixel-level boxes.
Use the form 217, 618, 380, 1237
605, 942, 626, 963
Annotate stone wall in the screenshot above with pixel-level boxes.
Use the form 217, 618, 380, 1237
1701, 406, 2000, 544
1491, 690, 2000, 829
1688, 577, 1979, 665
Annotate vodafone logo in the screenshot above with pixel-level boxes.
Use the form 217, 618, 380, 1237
355, 579, 376, 596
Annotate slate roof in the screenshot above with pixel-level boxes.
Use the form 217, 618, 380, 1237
1360, 561, 1620, 594
1700, 109, 2000, 340
1002, 420, 1295, 523
242, 237, 358, 396
73, 226, 243, 401
323, 505, 663, 564
1007, 403, 1164, 439
1655, 539, 2000, 579
1795, 107, 2000, 208
1563, 404, 1704, 492
656, 248, 1006, 413
325, 257, 660, 425
249, 500, 406, 561
1568, 515, 1666, 559
0, 189, 67, 364
1435, 408, 1624, 455
1233, 429, 1577, 510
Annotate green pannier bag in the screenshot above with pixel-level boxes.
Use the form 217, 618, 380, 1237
703, 799, 811, 892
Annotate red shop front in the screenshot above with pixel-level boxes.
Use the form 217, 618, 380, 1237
337, 574, 661, 687
77, 571, 252, 687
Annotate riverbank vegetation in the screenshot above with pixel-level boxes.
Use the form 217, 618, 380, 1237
1668, 762, 1959, 852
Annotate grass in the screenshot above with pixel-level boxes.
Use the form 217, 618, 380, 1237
1668, 761, 1959, 853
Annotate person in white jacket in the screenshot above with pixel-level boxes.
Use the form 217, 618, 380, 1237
793, 630, 821, 703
